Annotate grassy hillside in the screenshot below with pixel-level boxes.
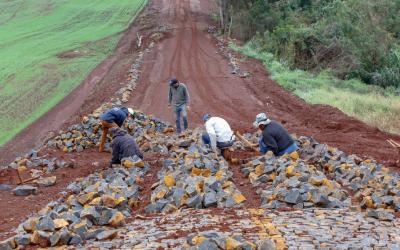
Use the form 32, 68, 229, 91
0, 0, 147, 145
232, 42, 400, 135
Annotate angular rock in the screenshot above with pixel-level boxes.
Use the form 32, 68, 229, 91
204, 192, 218, 208
36, 216, 55, 232
186, 195, 202, 208
284, 190, 303, 204
14, 235, 31, 246
96, 230, 118, 241
13, 185, 38, 196
35, 176, 57, 187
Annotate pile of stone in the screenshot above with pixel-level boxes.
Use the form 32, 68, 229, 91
186, 232, 274, 250
3, 160, 149, 248
242, 153, 351, 209
46, 103, 173, 154
296, 136, 400, 212
145, 132, 247, 213
237, 132, 399, 215
5, 149, 71, 173
116, 51, 144, 103
214, 38, 250, 78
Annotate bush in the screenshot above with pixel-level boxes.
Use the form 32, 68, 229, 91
225, 0, 400, 88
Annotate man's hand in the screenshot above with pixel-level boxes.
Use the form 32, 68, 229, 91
168, 104, 171, 109
213, 149, 219, 159
186, 105, 190, 111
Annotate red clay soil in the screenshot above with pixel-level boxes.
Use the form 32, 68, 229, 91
131, 155, 164, 214
0, 0, 399, 241
0, 148, 110, 240
128, 0, 400, 168
229, 162, 262, 208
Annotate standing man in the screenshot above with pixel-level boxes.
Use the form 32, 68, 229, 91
109, 127, 143, 167
202, 114, 235, 156
253, 113, 298, 156
99, 106, 134, 152
168, 78, 190, 133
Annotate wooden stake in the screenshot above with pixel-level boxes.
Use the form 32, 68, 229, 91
18, 176, 40, 185
235, 131, 259, 152
16, 169, 23, 184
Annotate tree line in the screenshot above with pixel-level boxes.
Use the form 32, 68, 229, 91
217, 0, 400, 88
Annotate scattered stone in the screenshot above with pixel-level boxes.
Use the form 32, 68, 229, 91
96, 230, 119, 241
35, 176, 57, 187
0, 184, 11, 191
13, 185, 38, 196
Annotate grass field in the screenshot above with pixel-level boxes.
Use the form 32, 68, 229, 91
232, 42, 400, 135
0, 0, 147, 146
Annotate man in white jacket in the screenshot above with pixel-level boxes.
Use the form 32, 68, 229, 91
202, 114, 235, 156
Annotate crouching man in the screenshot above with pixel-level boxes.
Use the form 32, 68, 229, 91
253, 113, 298, 156
99, 106, 134, 152
202, 114, 235, 157
109, 127, 143, 167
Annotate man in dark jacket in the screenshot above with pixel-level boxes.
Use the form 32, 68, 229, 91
99, 106, 134, 152
109, 127, 143, 167
253, 113, 298, 156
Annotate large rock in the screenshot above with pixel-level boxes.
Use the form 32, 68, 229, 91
96, 230, 119, 241
35, 176, 57, 187
284, 190, 303, 204
13, 185, 38, 196
204, 192, 218, 208
36, 216, 55, 232
186, 195, 202, 208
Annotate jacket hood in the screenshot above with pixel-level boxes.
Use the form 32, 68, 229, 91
109, 127, 128, 138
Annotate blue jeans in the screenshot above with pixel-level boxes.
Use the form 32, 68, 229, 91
175, 104, 188, 133
277, 143, 298, 156
202, 132, 234, 149
259, 138, 298, 156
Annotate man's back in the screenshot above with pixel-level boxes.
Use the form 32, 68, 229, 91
262, 120, 294, 153
206, 117, 233, 142
101, 107, 128, 127
111, 128, 143, 164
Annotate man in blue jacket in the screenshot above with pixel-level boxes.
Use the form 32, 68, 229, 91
253, 113, 298, 156
109, 127, 143, 167
99, 106, 134, 152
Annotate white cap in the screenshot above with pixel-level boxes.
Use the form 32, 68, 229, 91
253, 113, 271, 128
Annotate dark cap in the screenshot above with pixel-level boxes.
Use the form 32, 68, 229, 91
169, 78, 178, 85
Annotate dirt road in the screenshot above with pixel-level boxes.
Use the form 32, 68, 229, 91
129, 0, 400, 166
0, 0, 400, 242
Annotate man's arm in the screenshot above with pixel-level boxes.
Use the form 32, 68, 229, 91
184, 85, 190, 106
168, 87, 172, 105
205, 122, 217, 151
110, 141, 120, 167
262, 131, 278, 155
133, 141, 144, 160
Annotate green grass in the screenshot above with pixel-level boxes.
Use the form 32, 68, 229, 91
231, 42, 400, 135
0, 0, 147, 145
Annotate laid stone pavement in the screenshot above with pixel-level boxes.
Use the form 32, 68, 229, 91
83, 208, 400, 249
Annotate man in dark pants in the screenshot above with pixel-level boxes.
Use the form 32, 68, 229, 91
99, 106, 134, 152
253, 113, 298, 156
168, 78, 190, 133
109, 127, 143, 167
